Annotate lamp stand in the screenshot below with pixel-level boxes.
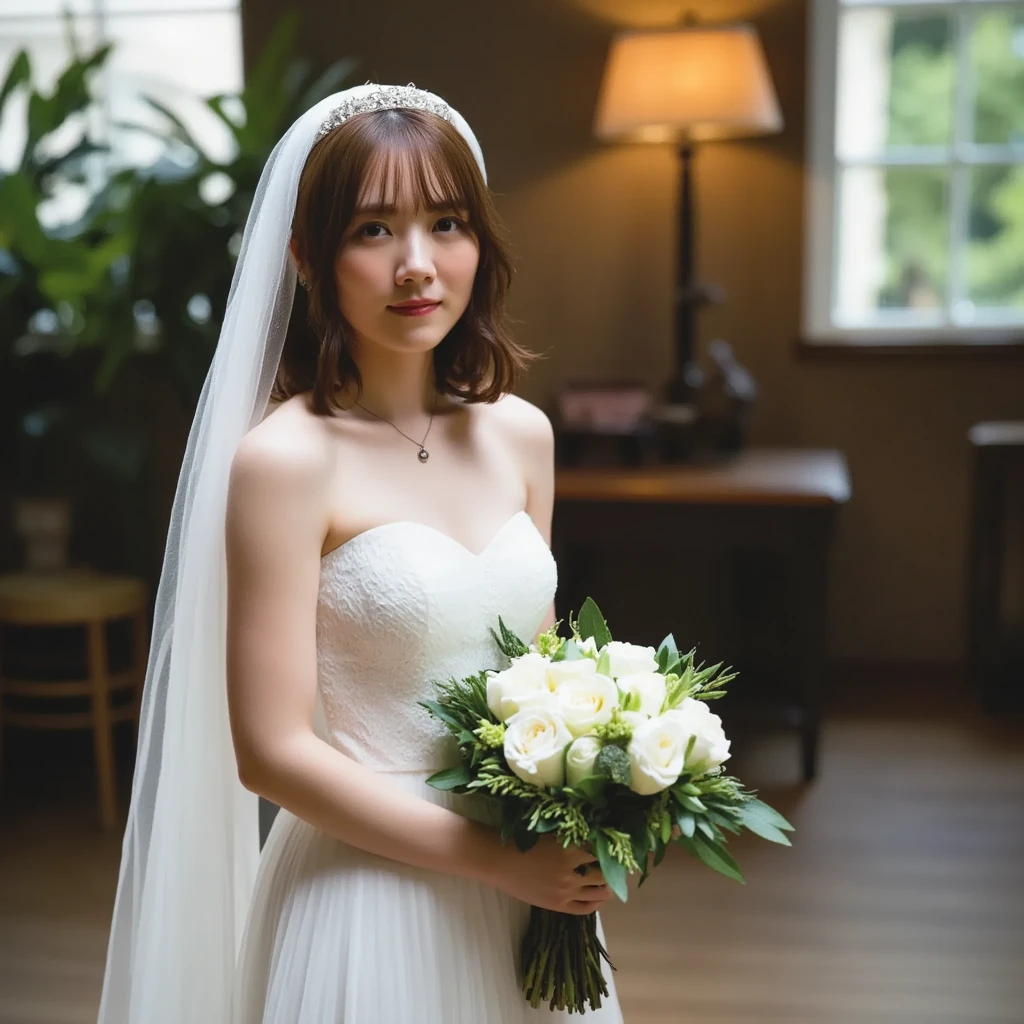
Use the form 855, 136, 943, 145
665, 139, 721, 406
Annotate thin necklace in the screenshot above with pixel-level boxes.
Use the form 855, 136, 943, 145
354, 390, 438, 463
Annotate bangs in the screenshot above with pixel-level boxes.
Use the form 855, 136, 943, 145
279, 103, 538, 413
354, 115, 479, 223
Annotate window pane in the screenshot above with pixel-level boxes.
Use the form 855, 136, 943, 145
835, 166, 950, 323
836, 7, 954, 160
103, 11, 242, 167
0, 2, 93, 15
965, 164, 1024, 312
970, 6, 1024, 146
103, 0, 237, 11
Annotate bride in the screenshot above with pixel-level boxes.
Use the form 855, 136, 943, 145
96, 84, 624, 1023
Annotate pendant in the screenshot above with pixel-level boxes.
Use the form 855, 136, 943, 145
418, 448, 429, 463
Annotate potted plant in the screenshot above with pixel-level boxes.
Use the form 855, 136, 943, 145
0, 14, 356, 573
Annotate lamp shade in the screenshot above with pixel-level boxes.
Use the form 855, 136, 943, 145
594, 24, 783, 143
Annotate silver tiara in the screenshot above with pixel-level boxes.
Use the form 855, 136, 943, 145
316, 83, 453, 138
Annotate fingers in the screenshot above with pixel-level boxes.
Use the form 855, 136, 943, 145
571, 860, 604, 881
565, 898, 608, 915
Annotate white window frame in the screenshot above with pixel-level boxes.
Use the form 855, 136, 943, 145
803, 0, 1024, 347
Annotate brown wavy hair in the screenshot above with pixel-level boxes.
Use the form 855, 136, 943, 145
272, 105, 538, 415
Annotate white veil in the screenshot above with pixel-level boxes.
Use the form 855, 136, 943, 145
97, 85, 487, 1024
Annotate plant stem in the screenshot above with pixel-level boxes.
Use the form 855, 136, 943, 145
521, 908, 615, 1014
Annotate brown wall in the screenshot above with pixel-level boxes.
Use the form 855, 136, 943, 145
241, 0, 1024, 665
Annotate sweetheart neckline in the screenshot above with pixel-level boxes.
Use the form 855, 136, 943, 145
320, 508, 536, 565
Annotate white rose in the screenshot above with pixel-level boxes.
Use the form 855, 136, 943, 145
619, 710, 649, 731
626, 714, 689, 795
565, 736, 604, 787
503, 708, 573, 788
486, 652, 553, 721
577, 636, 600, 660
554, 673, 619, 737
603, 641, 659, 679
546, 655, 597, 692
617, 671, 667, 717
662, 698, 731, 773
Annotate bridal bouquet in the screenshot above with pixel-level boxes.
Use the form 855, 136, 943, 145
420, 598, 794, 1015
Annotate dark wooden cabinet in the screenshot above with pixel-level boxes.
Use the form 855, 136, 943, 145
968, 422, 1024, 713
552, 449, 851, 782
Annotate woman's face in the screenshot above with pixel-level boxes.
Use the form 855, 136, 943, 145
334, 162, 480, 357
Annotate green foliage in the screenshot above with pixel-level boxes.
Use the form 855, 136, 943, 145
880, 9, 1024, 311
656, 631, 680, 674
420, 604, 794, 1014
574, 597, 613, 648
489, 616, 529, 660
662, 652, 738, 711
532, 620, 564, 657
473, 718, 506, 749
593, 743, 631, 785
0, 13, 357, 508
592, 708, 633, 746
423, 764, 471, 790
420, 669, 494, 735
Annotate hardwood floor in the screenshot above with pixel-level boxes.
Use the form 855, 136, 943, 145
1, 681, 1021, 1023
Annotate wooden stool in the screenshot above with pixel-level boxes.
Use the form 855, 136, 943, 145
0, 570, 149, 830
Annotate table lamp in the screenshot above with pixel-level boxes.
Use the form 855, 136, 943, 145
594, 20, 783, 408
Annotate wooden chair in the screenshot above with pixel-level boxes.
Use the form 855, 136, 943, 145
0, 570, 148, 831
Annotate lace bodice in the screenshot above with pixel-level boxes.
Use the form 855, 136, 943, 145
315, 510, 557, 771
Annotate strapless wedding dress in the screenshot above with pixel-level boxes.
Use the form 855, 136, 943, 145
232, 510, 624, 1023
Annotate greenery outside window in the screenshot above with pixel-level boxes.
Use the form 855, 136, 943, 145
804, 0, 1024, 348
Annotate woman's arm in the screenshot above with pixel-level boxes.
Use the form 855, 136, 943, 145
224, 418, 505, 885
514, 397, 558, 641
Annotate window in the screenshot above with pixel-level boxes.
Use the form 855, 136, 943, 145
804, 0, 1024, 346
0, 0, 242, 225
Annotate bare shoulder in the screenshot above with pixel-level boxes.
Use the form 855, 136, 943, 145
484, 393, 555, 521
486, 392, 554, 458
231, 393, 332, 492
227, 393, 334, 558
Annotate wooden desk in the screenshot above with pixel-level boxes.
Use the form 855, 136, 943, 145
553, 448, 851, 782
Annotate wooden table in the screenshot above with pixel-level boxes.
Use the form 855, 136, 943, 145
968, 422, 1024, 712
552, 448, 851, 781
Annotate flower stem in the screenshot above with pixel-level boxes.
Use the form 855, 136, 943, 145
521, 908, 614, 1014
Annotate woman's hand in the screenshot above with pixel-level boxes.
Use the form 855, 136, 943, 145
489, 833, 613, 915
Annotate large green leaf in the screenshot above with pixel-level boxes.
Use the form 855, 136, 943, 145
743, 798, 794, 830
674, 809, 696, 838
551, 638, 583, 663
595, 832, 629, 902
690, 835, 746, 884
575, 597, 612, 648
0, 50, 30, 117
140, 95, 206, 157
424, 764, 471, 790
738, 798, 794, 844
738, 812, 791, 846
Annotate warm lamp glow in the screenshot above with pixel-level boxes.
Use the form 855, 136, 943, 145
594, 24, 783, 142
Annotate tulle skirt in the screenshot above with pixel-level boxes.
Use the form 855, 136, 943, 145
232, 770, 624, 1023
